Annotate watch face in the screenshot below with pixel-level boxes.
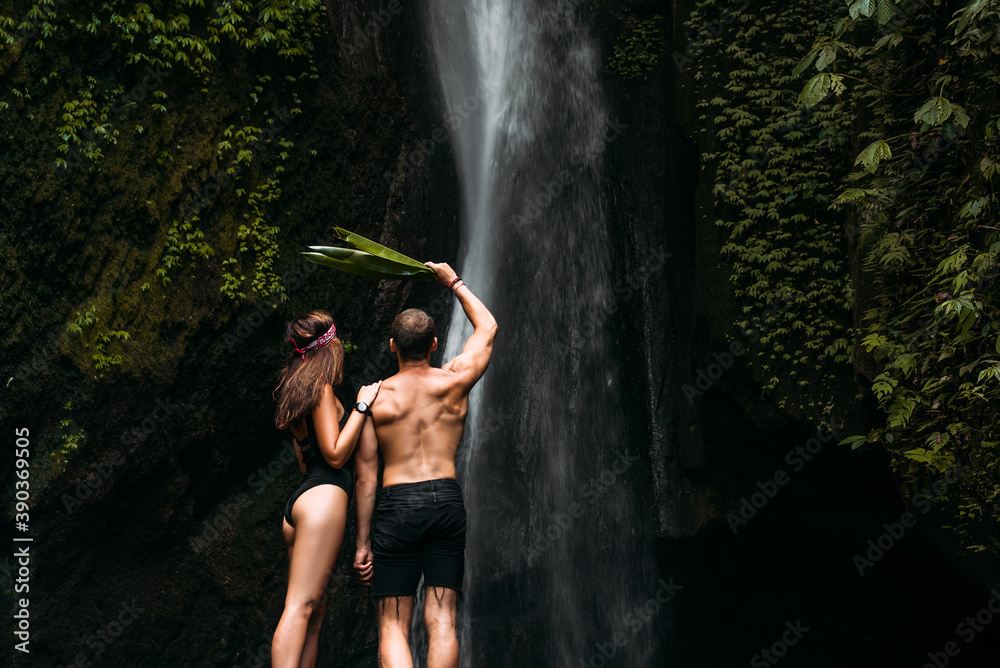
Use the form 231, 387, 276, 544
356, 401, 370, 413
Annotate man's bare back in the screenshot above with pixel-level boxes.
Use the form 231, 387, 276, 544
374, 364, 468, 486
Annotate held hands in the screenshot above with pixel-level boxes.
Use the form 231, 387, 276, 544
354, 544, 373, 584
424, 261, 458, 288
356, 380, 382, 407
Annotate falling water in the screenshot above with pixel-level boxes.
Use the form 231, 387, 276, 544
419, 0, 664, 664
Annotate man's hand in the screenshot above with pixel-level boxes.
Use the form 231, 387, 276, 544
424, 261, 459, 288
354, 544, 373, 584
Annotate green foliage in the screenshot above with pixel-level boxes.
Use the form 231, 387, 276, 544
2, 0, 323, 306
54, 400, 86, 472
221, 175, 285, 299
797, 0, 1000, 557
66, 304, 130, 375
609, 15, 664, 79
688, 0, 856, 421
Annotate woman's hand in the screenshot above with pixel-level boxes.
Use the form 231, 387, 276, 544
357, 380, 382, 407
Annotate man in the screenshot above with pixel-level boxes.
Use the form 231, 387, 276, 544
353, 261, 498, 668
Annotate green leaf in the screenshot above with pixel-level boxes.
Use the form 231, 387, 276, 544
332, 227, 433, 273
815, 45, 837, 71
838, 434, 868, 449
854, 140, 892, 174
848, 0, 875, 19
951, 103, 970, 129
876, 0, 894, 25
303, 248, 435, 281
792, 50, 818, 77
914, 97, 954, 126
798, 73, 845, 107
955, 0, 989, 35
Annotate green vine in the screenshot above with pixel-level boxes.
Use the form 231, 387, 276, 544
794, 0, 1000, 556
609, 15, 664, 79
689, 0, 856, 422
66, 304, 130, 375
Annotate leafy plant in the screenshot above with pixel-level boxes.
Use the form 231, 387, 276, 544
302, 227, 434, 281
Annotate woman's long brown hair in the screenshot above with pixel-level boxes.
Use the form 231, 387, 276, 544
274, 311, 344, 430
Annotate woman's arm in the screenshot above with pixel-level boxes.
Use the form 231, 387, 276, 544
312, 381, 382, 468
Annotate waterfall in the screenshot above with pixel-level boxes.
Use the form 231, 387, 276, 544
419, 0, 664, 664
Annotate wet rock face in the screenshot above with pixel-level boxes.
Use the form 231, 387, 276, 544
2, 0, 457, 665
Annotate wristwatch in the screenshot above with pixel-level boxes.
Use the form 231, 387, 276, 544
353, 401, 372, 416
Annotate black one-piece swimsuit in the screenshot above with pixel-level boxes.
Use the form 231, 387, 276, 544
283, 410, 352, 527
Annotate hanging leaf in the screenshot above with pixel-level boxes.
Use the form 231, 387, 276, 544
955, 0, 989, 35
792, 50, 818, 77
951, 103, 970, 129
798, 73, 845, 107
816, 45, 838, 71
876, 0, 895, 25
848, 0, 875, 20
914, 96, 954, 126
854, 140, 892, 173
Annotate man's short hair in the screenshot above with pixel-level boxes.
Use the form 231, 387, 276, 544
391, 309, 436, 361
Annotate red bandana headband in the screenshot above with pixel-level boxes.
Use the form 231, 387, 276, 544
290, 323, 337, 360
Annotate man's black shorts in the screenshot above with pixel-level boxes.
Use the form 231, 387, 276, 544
372, 478, 467, 597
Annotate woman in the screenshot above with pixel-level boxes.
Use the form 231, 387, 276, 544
271, 310, 380, 668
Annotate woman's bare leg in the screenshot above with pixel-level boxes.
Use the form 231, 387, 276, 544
271, 485, 348, 668
299, 596, 327, 668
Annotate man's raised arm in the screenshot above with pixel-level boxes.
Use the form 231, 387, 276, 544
425, 261, 498, 391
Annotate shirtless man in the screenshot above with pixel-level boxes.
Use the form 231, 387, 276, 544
353, 261, 497, 668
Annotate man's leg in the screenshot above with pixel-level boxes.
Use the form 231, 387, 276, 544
377, 596, 414, 668
424, 586, 458, 668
